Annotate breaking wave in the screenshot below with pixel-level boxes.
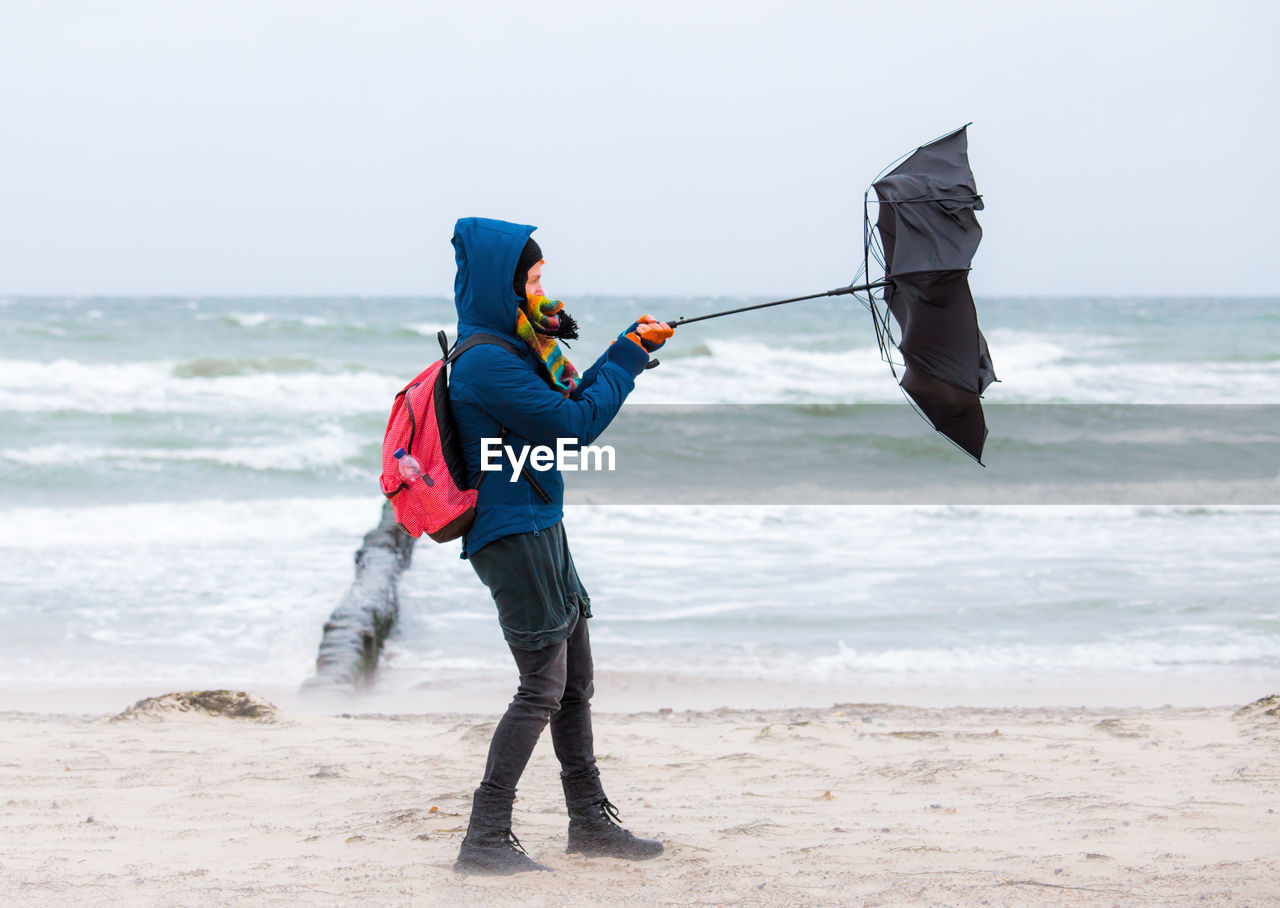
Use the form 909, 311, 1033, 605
0, 359, 400, 415
1, 427, 365, 473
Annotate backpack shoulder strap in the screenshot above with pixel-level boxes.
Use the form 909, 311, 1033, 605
438, 330, 551, 504
445, 331, 523, 364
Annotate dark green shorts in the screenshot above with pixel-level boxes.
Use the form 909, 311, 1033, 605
469, 521, 592, 651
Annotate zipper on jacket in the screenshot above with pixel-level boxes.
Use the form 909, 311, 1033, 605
529, 463, 540, 536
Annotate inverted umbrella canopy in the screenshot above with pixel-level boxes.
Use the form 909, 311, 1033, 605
664, 125, 995, 464
870, 125, 996, 463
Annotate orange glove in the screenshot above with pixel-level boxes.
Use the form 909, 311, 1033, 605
625, 314, 674, 352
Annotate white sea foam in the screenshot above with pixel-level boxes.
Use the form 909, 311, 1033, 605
584, 634, 1280, 686
406, 321, 456, 337
629, 330, 1280, 405
630, 339, 906, 405
2, 500, 1277, 689
0, 495, 390, 686
998, 358, 1280, 405
1, 426, 364, 472
0, 358, 400, 415
373, 632, 1280, 693
4, 324, 1276, 417
794, 633, 1280, 682
193, 311, 357, 330
0, 496, 383, 549
227, 311, 270, 328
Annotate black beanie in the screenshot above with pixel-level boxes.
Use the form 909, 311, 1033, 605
513, 237, 543, 298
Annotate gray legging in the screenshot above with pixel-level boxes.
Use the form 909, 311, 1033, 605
478, 604, 597, 798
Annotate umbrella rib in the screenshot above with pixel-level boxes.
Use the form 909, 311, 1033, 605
873, 196, 983, 205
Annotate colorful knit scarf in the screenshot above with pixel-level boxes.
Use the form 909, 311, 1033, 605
515, 294, 580, 396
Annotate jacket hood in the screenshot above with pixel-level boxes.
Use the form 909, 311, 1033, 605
452, 217, 536, 342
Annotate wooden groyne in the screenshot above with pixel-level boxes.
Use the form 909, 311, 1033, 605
302, 501, 415, 690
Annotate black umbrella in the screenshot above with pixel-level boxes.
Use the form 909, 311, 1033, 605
667, 125, 996, 463
867, 125, 995, 463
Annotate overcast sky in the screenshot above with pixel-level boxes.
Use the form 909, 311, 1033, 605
1, 0, 1276, 297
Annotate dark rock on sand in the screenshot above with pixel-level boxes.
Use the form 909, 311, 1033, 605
1234, 694, 1280, 720
111, 690, 279, 722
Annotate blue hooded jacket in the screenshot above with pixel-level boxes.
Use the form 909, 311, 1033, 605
448, 217, 649, 557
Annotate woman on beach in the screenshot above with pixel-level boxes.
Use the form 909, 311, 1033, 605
446, 217, 671, 875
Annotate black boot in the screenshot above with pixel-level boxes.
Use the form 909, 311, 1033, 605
562, 772, 664, 860
453, 789, 552, 875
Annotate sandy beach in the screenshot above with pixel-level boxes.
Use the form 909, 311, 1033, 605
3, 691, 1278, 906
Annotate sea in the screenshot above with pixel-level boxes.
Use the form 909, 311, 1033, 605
2, 294, 1278, 708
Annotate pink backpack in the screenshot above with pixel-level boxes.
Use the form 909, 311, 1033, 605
380, 331, 520, 541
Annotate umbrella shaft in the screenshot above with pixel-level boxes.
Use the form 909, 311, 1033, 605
666, 280, 886, 327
